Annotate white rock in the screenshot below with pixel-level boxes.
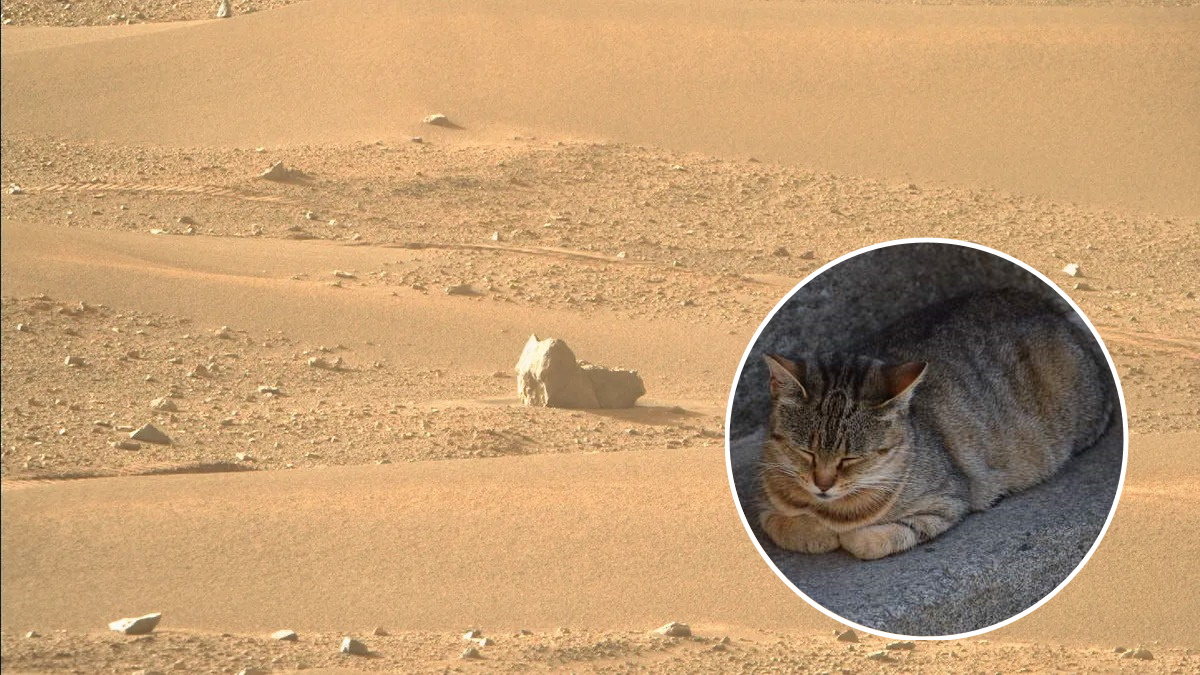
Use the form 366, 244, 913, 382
108, 613, 162, 635
460, 646, 482, 659
64, 355, 85, 367
423, 113, 453, 127
515, 335, 645, 409
271, 629, 298, 641
1063, 263, 1082, 277
216, 0, 232, 19
151, 397, 177, 412
340, 637, 369, 655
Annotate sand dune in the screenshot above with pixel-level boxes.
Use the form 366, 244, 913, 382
3, 434, 1198, 649
3, 1, 1198, 215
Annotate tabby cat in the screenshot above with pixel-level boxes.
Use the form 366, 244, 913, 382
758, 289, 1115, 560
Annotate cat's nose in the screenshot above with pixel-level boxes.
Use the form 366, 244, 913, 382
814, 473, 836, 492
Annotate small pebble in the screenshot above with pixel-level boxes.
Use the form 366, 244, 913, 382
654, 622, 691, 637
340, 637, 369, 655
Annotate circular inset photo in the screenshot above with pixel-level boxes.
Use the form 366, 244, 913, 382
725, 239, 1125, 639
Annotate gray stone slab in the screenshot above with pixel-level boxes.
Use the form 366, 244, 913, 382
729, 427, 1122, 636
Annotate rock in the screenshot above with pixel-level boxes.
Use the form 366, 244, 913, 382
333, 270, 357, 279
372, 627, 389, 636
460, 646, 482, 659
235, 452, 253, 462
516, 335, 644, 409
424, 113, 453, 127
108, 613, 162, 635
215, 326, 233, 339
515, 336, 597, 408
257, 385, 283, 395
340, 637, 369, 655
151, 397, 177, 412
258, 162, 306, 182
799, 250, 816, 260
24, 631, 39, 638
772, 246, 790, 257
1062, 263, 1082, 277
216, 0, 232, 18
271, 629, 298, 641
886, 640, 915, 650
130, 424, 173, 445
112, 440, 141, 451
463, 629, 483, 640
445, 284, 480, 296
8, 183, 24, 195
1113, 646, 1127, 653
867, 650, 895, 662
237, 670, 266, 675
835, 629, 858, 643
654, 622, 691, 637
581, 362, 646, 408
1122, 647, 1153, 660
64, 355, 85, 367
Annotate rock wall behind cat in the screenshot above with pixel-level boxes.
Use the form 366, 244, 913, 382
730, 243, 1064, 438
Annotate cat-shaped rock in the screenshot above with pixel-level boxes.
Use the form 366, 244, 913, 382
758, 290, 1114, 560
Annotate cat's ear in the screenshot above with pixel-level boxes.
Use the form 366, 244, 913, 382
763, 354, 808, 401
879, 361, 927, 405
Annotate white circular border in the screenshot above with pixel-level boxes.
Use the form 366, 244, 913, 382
723, 237, 1129, 641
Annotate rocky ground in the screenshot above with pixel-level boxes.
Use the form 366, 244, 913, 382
2, 624, 1195, 674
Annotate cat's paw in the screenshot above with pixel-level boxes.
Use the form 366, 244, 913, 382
760, 511, 839, 554
839, 525, 916, 560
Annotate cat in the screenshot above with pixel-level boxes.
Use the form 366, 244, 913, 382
757, 289, 1115, 560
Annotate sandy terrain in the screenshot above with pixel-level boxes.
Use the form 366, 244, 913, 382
2, 0, 1198, 672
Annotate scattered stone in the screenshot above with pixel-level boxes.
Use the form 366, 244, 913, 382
1113, 646, 1127, 653
772, 246, 790, 257
867, 650, 895, 662
886, 640, 915, 650
258, 162, 307, 182
16, 322, 27, 331
372, 627, 389, 636
308, 357, 335, 370
235, 452, 253, 462
835, 629, 858, 643
423, 113, 453, 127
1062, 263, 1082, 277
463, 629, 483, 640
214, 326, 233, 339
515, 335, 645, 409
1122, 646, 1153, 660
340, 637, 369, 655
491, 231, 502, 242
151, 397, 177, 412
8, 183, 24, 195
24, 631, 39, 638
189, 364, 210, 378
216, 0, 232, 18
130, 424, 173, 445
257, 385, 283, 395
271, 629, 298, 641
64, 355, 85, 367
460, 646, 482, 659
445, 284, 480, 296
237, 670, 266, 675
654, 622, 691, 638
177, 216, 197, 226
799, 250, 816, 260
108, 613, 162, 635
711, 643, 727, 652
333, 270, 357, 279
410, 136, 424, 143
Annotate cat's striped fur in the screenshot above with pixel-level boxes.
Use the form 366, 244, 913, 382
758, 290, 1115, 560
